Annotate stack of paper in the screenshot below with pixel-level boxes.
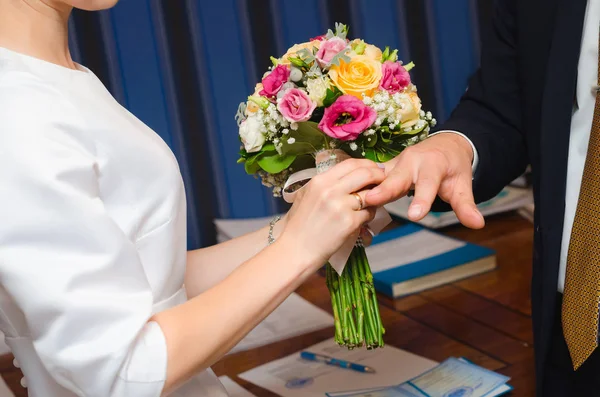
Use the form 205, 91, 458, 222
326, 358, 512, 397
384, 186, 533, 229
367, 224, 496, 298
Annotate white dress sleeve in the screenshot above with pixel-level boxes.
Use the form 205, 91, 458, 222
0, 77, 168, 396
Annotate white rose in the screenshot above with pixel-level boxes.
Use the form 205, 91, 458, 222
239, 115, 266, 153
306, 77, 330, 107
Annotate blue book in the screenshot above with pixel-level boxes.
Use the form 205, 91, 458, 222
367, 224, 496, 298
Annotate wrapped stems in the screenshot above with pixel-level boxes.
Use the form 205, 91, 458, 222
325, 241, 384, 349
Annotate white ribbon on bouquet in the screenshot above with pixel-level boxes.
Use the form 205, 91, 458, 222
282, 150, 392, 275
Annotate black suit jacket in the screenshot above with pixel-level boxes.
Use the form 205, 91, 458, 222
432, 0, 588, 393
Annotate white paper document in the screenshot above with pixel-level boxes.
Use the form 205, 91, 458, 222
229, 293, 334, 354
238, 337, 438, 397
218, 376, 257, 397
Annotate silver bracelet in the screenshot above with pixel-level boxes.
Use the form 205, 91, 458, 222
268, 215, 281, 245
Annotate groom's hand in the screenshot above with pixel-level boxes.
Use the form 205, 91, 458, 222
364, 133, 485, 229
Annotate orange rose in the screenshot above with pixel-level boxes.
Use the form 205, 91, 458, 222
328, 55, 382, 99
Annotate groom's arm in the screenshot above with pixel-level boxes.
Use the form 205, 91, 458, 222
431, 0, 528, 210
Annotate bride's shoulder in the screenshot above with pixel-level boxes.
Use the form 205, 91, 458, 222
0, 69, 69, 116
0, 70, 86, 144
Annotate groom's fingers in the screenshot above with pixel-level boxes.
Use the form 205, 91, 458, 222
364, 160, 413, 207
407, 167, 443, 221
449, 174, 485, 229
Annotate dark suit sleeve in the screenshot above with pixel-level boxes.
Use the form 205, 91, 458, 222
431, 0, 529, 210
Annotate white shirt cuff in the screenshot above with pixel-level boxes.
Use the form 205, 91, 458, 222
429, 130, 479, 175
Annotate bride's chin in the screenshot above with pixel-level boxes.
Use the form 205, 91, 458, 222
66, 0, 120, 11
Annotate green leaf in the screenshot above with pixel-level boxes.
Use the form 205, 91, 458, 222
376, 151, 396, 162
365, 133, 378, 147
323, 86, 343, 107
245, 159, 261, 174
243, 151, 263, 174
261, 143, 276, 153
279, 121, 327, 155
364, 148, 377, 162
382, 46, 390, 61
290, 154, 316, 172
288, 56, 309, 69
396, 123, 426, 137
257, 152, 297, 174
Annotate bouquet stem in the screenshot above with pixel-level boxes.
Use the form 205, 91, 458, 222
326, 240, 385, 349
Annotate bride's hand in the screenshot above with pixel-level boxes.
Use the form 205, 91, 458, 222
276, 159, 385, 269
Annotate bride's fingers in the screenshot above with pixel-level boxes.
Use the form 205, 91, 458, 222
321, 158, 383, 182
337, 166, 386, 194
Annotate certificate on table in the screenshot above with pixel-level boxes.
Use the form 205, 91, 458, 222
407, 357, 510, 397
238, 337, 438, 397
324, 358, 512, 397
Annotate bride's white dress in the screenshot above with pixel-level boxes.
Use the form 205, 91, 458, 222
0, 47, 228, 396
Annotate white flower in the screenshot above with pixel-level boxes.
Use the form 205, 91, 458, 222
306, 77, 330, 106
290, 67, 303, 82
349, 142, 358, 151
239, 115, 266, 153
287, 137, 296, 144
290, 122, 299, 131
282, 128, 290, 135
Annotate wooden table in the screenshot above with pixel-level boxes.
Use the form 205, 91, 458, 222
0, 212, 535, 396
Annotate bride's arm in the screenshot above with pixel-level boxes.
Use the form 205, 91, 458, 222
154, 159, 382, 394
184, 218, 286, 298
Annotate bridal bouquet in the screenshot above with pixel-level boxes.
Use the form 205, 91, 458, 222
235, 23, 436, 349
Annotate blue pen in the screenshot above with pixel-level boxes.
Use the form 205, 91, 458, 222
300, 351, 376, 373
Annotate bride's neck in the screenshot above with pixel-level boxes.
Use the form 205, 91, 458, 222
0, 0, 75, 69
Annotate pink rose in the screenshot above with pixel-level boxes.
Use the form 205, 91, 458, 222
309, 34, 327, 41
260, 64, 291, 98
277, 88, 317, 122
379, 61, 411, 93
318, 95, 377, 141
316, 37, 348, 66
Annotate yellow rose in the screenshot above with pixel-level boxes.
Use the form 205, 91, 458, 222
396, 92, 422, 128
279, 41, 321, 65
328, 55, 382, 99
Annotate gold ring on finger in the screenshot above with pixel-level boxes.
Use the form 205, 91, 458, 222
352, 193, 364, 211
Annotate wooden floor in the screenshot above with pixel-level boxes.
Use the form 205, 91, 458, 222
0, 212, 535, 396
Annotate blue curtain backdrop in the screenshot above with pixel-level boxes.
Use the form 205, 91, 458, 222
68, 0, 492, 249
